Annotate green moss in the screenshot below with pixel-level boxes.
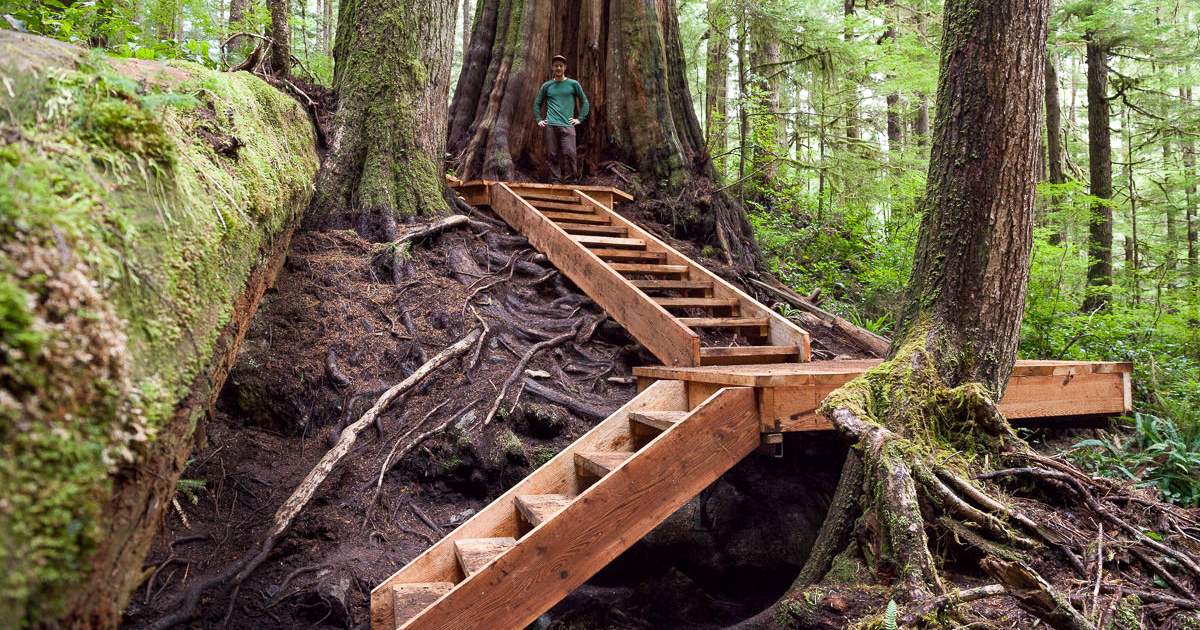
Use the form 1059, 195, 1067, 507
0, 32, 316, 624
1108, 595, 1143, 630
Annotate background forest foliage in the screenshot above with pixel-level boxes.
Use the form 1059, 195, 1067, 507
3, 0, 1199, 506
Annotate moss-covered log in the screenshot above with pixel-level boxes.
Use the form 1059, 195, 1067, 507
0, 31, 317, 628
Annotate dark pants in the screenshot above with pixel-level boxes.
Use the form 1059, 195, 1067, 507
544, 124, 577, 183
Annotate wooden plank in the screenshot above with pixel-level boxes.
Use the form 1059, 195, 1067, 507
489, 183, 699, 366
399, 387, 759, 630
454, 538, 516, 575
679, 317, 769, 328
629, 410, 686, 434
529, 200, 592, 212
574, 191, 810, 362
590, 249, 667, 264
542, 211, 609, 224
610, 263, 689, 277
513, 191, 578, 203
699, 346, 801, 366
630, 279, 714, 292
515, 495, 572, 527
574, 451, 633, 477
558, 224, 628, 236
369, 380, 688, 628
392, 583, 454, 629
573, 235, 647, 249
449, 179, 633, 201
654, 297, 741, 309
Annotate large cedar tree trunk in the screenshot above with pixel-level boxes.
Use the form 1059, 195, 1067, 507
266, 0, 290, 76
447, 0, 761, 266
1045, 51, 1067, 243
705, 0, 731, 156
1083, 35, 1113, 310
306, 0, 456, 240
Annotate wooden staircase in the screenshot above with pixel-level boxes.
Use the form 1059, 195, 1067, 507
371, 381, 760, 630
369, 180, 1134, 630
472, 181, 811, 367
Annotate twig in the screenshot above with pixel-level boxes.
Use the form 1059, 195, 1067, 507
1091, 523, 1103, 621
411, 505, 441, 535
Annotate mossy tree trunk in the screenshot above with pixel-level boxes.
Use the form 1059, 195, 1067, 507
447, 0, 761, 266
306, 0, 456, 240
266, 0, 290, 76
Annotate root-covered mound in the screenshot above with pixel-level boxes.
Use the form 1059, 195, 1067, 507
745, 339, 1200, 630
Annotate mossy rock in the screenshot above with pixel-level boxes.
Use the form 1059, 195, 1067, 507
0, 31, 317, 628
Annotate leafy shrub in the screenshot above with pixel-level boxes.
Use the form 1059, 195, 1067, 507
1067, 411, 1200, 507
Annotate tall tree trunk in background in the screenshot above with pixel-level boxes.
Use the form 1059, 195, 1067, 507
705, 0, 731, 157
750, 17, 782, 193
307, 0, 456, 240
884, 0, 902, 153
447, 0, 761, 266
844, 0, 859, 143
461, 0, 473, 55
1044, 51, 1066, 244
227, 0, 249, 56
266, 0, 290, 77
1184, 86, 1197, 280
1083, 34, 1113, 311
913, 12, 929, 146
323, 0, 333, 53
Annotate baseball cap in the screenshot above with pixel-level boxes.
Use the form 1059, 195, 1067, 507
551, 54, 567, 63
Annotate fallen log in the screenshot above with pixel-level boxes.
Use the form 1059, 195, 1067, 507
0, 31, 318, 629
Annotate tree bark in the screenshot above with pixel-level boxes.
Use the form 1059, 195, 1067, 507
891, 0, 1045, 397
266, 0, 290, 77
884, 0, 902, 153
227, 0, 250, 56
705, 0, 731, 156
1184, 86, 1197, 279
323, 0, 333, 53
307, 0, 456, 240
844, 0, 859, 143
1045, 50, 1066, 243
461, 0, 473, 56
447, 0, 761, 266
1083, 35, 1113, 311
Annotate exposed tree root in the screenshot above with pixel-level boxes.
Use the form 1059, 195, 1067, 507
756, 342, 1200, 630
148, 329, 481, 630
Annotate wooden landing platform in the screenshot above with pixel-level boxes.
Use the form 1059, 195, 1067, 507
634, 359, 1133, 433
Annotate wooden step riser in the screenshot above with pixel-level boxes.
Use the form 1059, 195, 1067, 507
592, 249, 668, 264
542, 211, 609, 224
396, 386, 760, 630
558, 224, 629, 237
370, 380, 690, 629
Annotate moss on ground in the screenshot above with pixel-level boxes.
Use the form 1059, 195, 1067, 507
0, 31, 316, 624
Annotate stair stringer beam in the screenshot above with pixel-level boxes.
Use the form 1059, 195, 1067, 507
398, 386, 760, 630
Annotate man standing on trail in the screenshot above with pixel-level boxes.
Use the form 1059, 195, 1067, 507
534, 54, 589, 184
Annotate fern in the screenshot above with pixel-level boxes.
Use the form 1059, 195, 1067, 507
884, 599, 898, 630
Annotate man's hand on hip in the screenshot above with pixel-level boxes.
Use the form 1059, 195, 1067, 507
569, 118, 580, 126
538, 120, 547, 128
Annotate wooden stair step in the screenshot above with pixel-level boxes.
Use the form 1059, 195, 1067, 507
610, 263, 689, 277
574, 451, 633, 477
574, 235, 646, 249
629, 410, 687, 434
679, 317, 769, 328
392, 582, 454, 627
514, 191, 577, 203
629, 279, 713, 292
530, 200, 592, 212
558, 223, 628, 236
654, 297, 741, 309
543, 211, 607, 224
515, 494, 572, 527
591, 249, 667, 263
454, 537, 516, 575
699, 345, 801, 365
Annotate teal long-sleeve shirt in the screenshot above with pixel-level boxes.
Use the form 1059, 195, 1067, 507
534, 78, 589, 127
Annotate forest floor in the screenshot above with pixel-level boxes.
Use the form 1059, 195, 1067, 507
119, 190, 1135, 630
